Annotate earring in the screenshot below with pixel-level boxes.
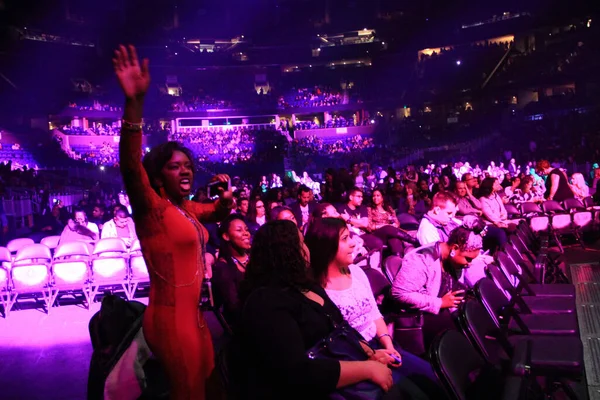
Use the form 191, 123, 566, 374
450, 250, 456, 257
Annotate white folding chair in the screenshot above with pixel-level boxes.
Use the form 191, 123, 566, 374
41, 235, 61, 251
9, 244, 54, 314
89, 238, 130, 301
7, 238, 35, 256
128, 239, 149, 299
52, 241, 93, 308
0, 247, 12, 316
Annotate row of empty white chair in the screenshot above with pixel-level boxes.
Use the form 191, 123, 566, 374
0, 238, 149, 316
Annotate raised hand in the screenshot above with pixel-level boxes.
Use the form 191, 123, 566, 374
112, 45, 150, 101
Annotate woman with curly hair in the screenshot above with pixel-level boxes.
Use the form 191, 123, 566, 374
113, 45, 235, 399
231, 221, 393, 400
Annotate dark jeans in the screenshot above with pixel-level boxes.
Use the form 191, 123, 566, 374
423, 310, 457, 352
483, 226, 508, 254
372, 225, 414, 255
369, 338, 446, 400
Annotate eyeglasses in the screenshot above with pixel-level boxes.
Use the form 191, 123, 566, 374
256, 205, 265, 208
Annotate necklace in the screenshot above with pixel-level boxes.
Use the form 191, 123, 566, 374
150, 202, 205, 290
231, 255, 249, 270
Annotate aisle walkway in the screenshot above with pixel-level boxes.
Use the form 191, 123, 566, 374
571, 260, 600, 400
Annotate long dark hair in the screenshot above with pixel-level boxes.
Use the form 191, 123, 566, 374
246, 198, 264, 224
239, 220, 312, 303
369, 188, 393, 212
142, 142, 196, 194
305, 218, 347, 286
478, 177, 497, 198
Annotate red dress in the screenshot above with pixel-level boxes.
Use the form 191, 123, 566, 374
120, 129, 231, 399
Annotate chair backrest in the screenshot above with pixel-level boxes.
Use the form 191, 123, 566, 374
583, 196, 595, 209
130, 239, 141, 252
383, 255, 402, 283
0, 246, 11, 263
562, 198, 585, 212
430, 330, 500, 400
7, 238, 35, 254
475, 278, 510, 328
541, 200, 565, 214
93, 238, 128, 255
41, 235, 61, 250
504, 203, 520, 218
486, 264, 514, 300
14, 244, 52, 264
496, 252, 522, 285
519, 202, 543, 215
397, 213, 420, 230
460, 300, 509, 366
54, 241, 91, 259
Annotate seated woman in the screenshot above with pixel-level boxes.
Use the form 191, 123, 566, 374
245, 199, 266, 235
478, 177, 512, 229
230, 221, 394, 400
366, 189, 419, 256
270, 205, 298, 226
570, 172, 589, 200
212, 215, 251, 328
513, 176, 543, 204
391, 226, 483, 349
307, 203, 367, 259
305, 218, 445, 399
59, 208, 99, 245
308, 203, 389, 298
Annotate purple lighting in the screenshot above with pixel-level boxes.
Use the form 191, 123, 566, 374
456, 60, 462, 66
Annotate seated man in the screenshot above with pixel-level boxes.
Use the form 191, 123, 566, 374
416, 192, 489, 286
101, 207, 137, 247
59, 209, 99, 245
392, 226, 483, 350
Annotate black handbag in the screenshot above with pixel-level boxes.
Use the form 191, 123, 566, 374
306, 310, 384, 400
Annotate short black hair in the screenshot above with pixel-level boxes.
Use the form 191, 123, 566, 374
298, 185, 311, 196
142, 141, 195, 194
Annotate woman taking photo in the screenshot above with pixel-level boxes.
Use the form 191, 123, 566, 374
305, 218, 445, 399
114, 45, 234, 399
232, 220, 394, 400
212, 214, 251, 328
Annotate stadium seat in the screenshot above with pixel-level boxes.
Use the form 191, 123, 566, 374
89, 238, 130, 301
41, 235, 61, 251
0, 246, 12, 316
52, 241, 93, 308
127, 239, 149, 299
7, 238, 35, 256
476, 278, 578, 336
486, 263, 575, 314
459, 300, 583, 388
9, 244, 54, 314
429, 329, 527, 400
519, 202, 549, 233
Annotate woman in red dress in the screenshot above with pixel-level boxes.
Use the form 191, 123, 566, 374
113, 45, 234, 399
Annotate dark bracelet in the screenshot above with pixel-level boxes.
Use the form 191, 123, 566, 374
122, 119, 143, 131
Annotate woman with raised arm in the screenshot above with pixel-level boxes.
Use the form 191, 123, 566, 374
113, 45, 234, 399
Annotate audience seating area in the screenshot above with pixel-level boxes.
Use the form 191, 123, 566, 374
423, 221, 585, 399
0, 237, 149, 316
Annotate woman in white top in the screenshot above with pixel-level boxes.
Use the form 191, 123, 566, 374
478, 177, 510, 228
305, 218, 444, 400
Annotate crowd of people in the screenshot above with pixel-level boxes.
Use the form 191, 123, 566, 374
169, 126, 259, 165
67, 101, 123, 112
171, 96, 234, 112
292, 134, 375, 157
278, 86, 345, 109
